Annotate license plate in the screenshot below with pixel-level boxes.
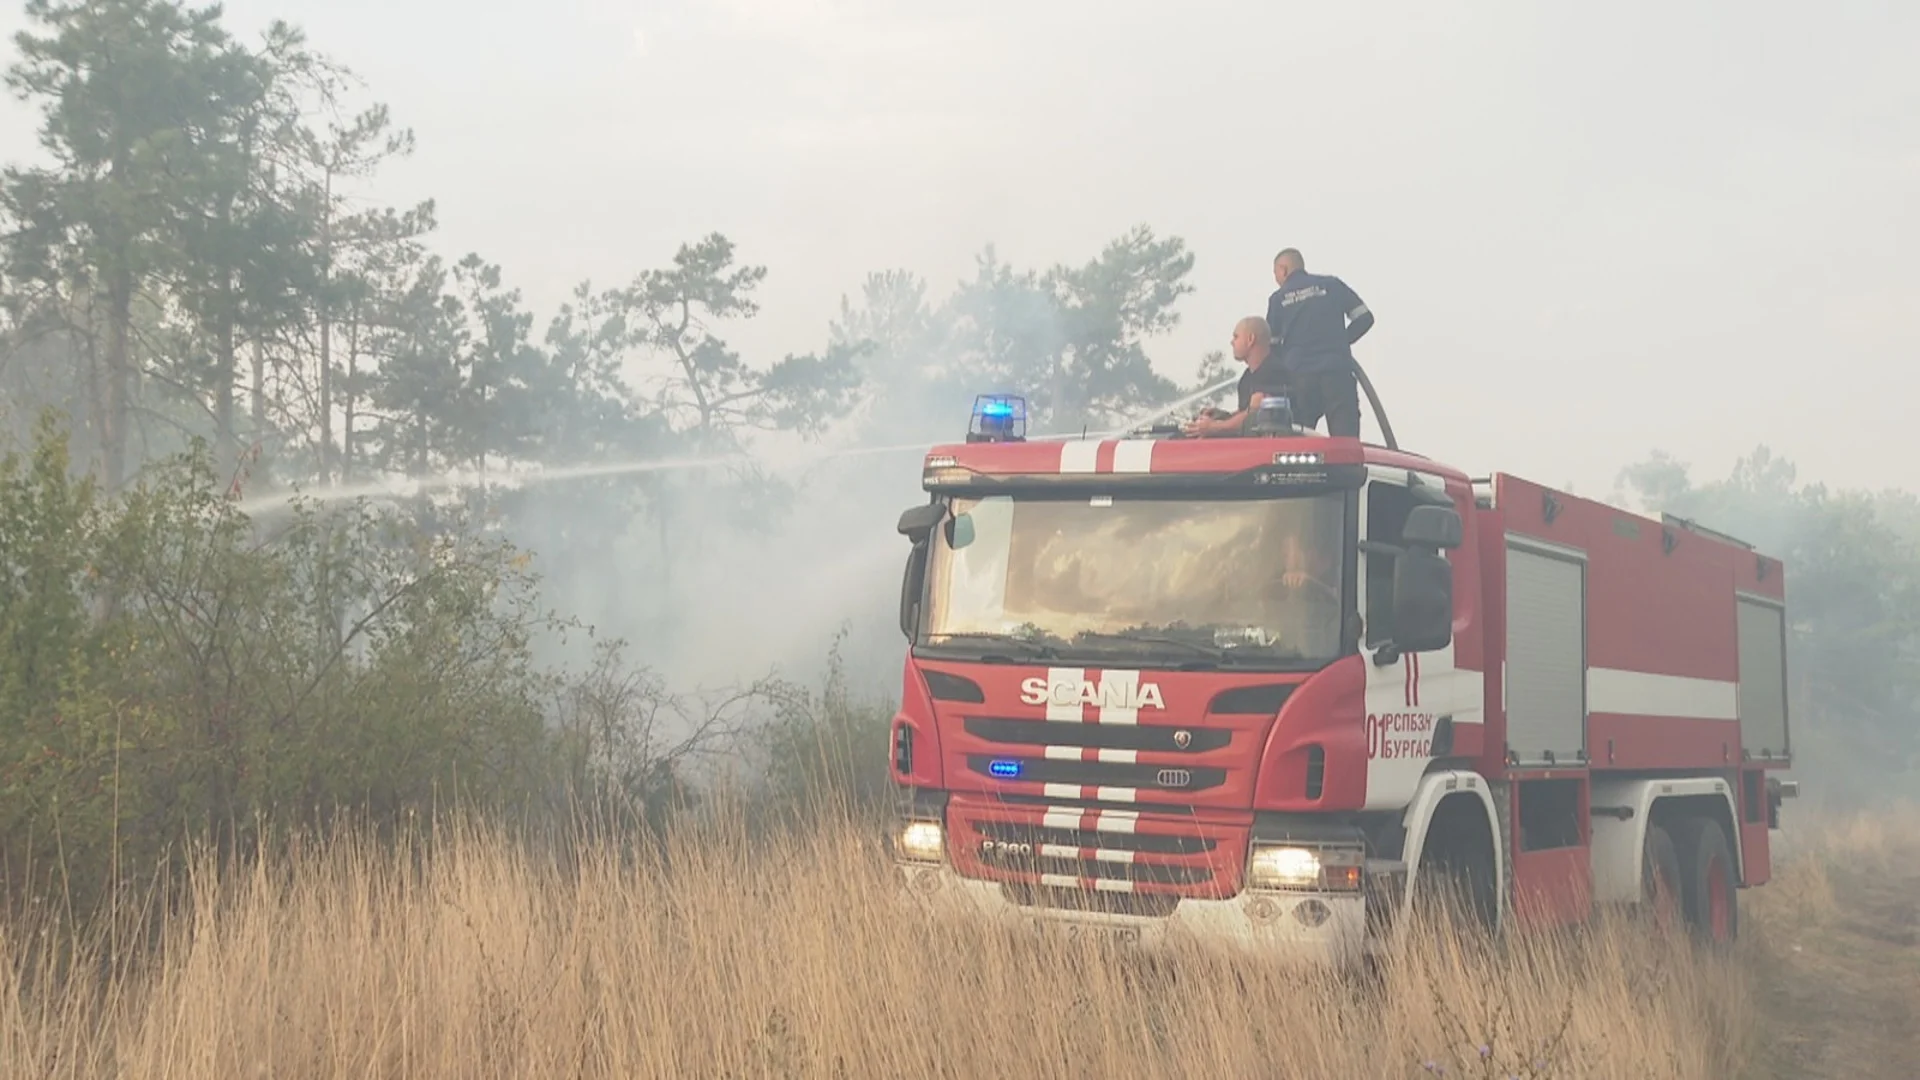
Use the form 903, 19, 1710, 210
1032, 919, 1140, 947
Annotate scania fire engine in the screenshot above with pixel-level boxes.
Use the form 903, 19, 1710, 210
886, 391, 1798, 966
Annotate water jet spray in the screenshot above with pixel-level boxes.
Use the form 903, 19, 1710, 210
233, 376, 1242, 517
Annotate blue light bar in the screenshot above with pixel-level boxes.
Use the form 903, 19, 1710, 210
988, 759, 1022, 778
968, 394, 1028, 443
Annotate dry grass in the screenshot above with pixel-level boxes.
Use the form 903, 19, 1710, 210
0, 802, 1911, 1080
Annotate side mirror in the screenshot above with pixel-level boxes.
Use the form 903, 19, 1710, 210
897, 501, 943, 639
900, 546, 928, 640
1391, 549, 1453, 653
1402, 505, 1463, 551
898, 502, 944, 543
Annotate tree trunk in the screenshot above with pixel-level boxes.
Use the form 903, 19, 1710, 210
81, 302, 108, 478
317, 175, 334, 483
318, 312, 333, 482
213, 179, 239, 469
214, 288, 237, 468
250, 337, 267, 433
102, 267, 134, 491
342, 307, 360, 483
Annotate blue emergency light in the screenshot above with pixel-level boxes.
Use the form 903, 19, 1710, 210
967, 394, 1027, 443
988, 759, 1023, 778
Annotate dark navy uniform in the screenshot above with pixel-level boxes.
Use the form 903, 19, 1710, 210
1265, 272, 1374, 437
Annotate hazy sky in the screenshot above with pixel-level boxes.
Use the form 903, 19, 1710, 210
3, 0, 1915, 499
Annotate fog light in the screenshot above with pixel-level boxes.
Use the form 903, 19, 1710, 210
1293, 899, 1332, 927
1248, 846, 1321, 889
896, 820, 945, 863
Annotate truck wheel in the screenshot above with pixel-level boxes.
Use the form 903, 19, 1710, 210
1675, 816, 1738, 946
1411, 839, 1498, 939
1640, 823, 1684, 934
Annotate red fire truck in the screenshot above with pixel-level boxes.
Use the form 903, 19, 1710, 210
886, 392, 1797, 965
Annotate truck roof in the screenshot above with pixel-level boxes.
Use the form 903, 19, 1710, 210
921, 432, 1470, 484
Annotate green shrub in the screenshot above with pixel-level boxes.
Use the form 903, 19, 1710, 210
1, 416, 569, 912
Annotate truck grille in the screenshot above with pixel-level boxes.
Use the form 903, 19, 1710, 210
946, 795, 1250, 905
963, 718, 1233, 754
964, 755, 1229, 794
952, 710, 1270, 810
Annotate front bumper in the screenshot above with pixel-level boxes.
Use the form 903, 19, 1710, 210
894, 860, 1381, 969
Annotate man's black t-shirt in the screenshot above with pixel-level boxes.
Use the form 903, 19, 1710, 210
1237, 358, 1288, 413
1266, 271, 1368, 375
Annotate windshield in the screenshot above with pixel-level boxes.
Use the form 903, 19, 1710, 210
922, 493, 1348, 666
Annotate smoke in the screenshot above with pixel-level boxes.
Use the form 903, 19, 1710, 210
445, 261, 1243, 699
485, 360, 1240, 699
233, 246, 1239, 702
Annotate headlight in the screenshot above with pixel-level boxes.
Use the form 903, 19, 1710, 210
1247, 845, 1363, 892
895, 820, 945, 863
1249, 846, 1321, 889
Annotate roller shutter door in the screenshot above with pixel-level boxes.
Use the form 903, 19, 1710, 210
1505, 543, 1587, 764
1737, 596, 1790, 760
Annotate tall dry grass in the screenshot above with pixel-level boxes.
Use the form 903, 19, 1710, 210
9, 800, 1887, 1080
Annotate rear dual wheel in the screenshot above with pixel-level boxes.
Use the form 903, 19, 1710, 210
1640, 823, 1685, 935
1674, 816, 1739, 947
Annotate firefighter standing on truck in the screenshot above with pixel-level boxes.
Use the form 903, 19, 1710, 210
1265, 248, 1374, 438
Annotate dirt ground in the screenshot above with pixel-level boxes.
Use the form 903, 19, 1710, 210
1748, 820, 1920, 1078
